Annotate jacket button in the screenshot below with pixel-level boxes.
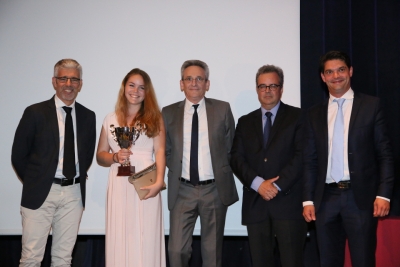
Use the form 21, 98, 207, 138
264, 158, 268, 162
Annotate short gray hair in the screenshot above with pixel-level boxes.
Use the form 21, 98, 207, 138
181, 60, 209, 80
54, 59, 82, 78
256, 65, 284, 86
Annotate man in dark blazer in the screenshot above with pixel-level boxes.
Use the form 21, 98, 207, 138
162, 60, 238, 267
231, 65, 307, 267
303, 51, 394, 267
11, 59, 96, 267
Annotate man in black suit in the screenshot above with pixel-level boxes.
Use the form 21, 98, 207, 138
231, 65, 306, 267
11, 59, 96, 267
302, 51, 394, 267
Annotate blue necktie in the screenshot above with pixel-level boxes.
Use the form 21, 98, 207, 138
190, 104, 199, 185
263, 112, 272, 148
62, 106, 76, 179
331, 98, 345, 183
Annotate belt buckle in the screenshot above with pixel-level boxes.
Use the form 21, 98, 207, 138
337, 181, 348, 189
61, 178, 73, 186
59, 178, 67, 186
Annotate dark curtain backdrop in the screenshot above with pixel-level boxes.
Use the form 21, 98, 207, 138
1, 1, 399, 266
300, 0, 400, 216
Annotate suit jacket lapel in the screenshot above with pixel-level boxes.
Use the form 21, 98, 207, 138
268, 102, 286, 147
320, 99, 329, 158
205, 98, 215, 149
75, 102, 83, 161
176, 100, 185, 161
47, 96, 60, 153
252, 108, 264, 149
349, 92, 362, 133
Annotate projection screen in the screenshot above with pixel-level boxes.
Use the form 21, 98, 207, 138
0, 0, 300, 235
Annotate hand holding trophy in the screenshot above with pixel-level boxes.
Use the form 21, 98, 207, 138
114, 126, 140, 176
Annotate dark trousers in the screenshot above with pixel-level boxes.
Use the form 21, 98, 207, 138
315, 186, 378, 267
247, 217, 307, 267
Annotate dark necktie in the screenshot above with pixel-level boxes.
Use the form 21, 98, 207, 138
263, 112, 272, 148
62, 106, 76, 179
190, 104, 199, 186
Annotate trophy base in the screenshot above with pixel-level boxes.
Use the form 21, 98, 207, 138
117, 165, 135, 176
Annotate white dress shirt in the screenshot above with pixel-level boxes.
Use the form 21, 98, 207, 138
181, 98, 214, 181
54, 95, 80, 178
325, 88, 354, 183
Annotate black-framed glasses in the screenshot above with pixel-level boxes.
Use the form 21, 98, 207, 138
257, 84, 281, 92
55, 77, 81, 85
183, 77, 206, 83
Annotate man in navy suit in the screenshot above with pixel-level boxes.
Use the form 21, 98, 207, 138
231, 65, 306, 267
302, 51, 394, 267
12, 59, 96, 267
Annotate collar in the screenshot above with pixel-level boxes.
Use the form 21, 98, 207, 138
184, 97, 205, 112
54, 94, 76, 109
329, 88, 354, 104
261, 101, 280, 117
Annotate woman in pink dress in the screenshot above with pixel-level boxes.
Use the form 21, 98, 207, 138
96, 68, 166, 267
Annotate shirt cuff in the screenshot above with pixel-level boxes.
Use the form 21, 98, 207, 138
377, 196, 390, 202
273, 183, 281, 191
303, 201, 314, 207
251, 176, 265, 192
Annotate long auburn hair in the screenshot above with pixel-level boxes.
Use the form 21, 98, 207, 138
115, 68, 161, 137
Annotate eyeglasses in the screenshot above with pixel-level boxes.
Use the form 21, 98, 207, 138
182, 77, 207, 83
257, 84, 281, 92
55, 77, 81, 85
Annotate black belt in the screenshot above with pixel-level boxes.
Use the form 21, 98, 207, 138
53, 177, 80, 186
179, 177, 215, 186
326, 181, 351, 189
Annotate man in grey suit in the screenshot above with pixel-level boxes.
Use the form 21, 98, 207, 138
162, 60, 238, 267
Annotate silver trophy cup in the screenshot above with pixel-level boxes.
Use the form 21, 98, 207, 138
114, 126, 140, 176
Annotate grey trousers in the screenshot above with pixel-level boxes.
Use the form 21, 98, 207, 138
168, 182, 227, 267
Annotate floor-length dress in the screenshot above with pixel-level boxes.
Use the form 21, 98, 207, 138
103, 112, 165, 267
